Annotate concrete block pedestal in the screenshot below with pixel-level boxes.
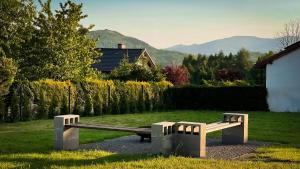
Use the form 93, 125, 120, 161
222, 113, 248, 144
151, 122, 175, 154
54, 115, 80, 150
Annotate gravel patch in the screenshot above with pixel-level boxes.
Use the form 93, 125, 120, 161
79, 135, 270, 159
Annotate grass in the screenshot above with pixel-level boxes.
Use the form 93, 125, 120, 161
0, 110, 299, 168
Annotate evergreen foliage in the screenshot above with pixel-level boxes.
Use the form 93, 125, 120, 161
60, 95, 69, 115
10, 90, 19, 122
0, 99, 6, 122
182, 49, 266, 85
22, 94, 32, 121
93, 93, 103, 116
2, 79, 172, 122
83, 94, 93, 116
37, 90, 48, 119
73, 93, 83, 115
48, 95, 59, 118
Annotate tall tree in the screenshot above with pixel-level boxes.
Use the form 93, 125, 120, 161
0, 0, 35, 59
235, 48, 252, 76
0, 0, 35, 85
20, 0, 100, 81
277, 20, 300, 48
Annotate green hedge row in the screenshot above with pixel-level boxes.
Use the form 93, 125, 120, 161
0, 79, 173, 122
166, 86, 268, 111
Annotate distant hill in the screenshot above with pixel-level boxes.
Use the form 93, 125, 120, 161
87, 29, 187, 66
166, 36, 281, 55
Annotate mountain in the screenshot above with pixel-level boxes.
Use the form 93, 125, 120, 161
166, 36, 281, 55
87, 29, 187, 66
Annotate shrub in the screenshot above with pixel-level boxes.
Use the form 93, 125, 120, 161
10, 90, 19, 122
110, 58, 165, 82
60, 95, 69, 115
73, 95, 82, 115
48, 95, 59, 118
202, 80, 251, 87
162, 65, 189, 86
137, 86, 146, 112
119, 89, 130, 114
22, 94, 32, 121
37, 90, 48, 119
83, 94, 93, 116
111, 91, 121, 114
0, 99, 6, 122
93, 92, 103, 116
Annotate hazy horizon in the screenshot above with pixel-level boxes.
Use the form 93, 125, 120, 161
44, 0, 300, 49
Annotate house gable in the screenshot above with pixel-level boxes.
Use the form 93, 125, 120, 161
135, 49, 156, 70
93, 46, 156, 73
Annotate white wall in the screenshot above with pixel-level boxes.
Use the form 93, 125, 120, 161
266, 48, 300, 112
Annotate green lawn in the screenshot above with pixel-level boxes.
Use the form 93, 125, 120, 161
0, 111, 299, 168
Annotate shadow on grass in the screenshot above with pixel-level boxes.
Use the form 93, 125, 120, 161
0, 151, 157, 168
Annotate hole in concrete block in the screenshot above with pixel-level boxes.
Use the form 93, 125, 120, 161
237, 116, 242, 122
229, 116, 235, 122
172, 126, 175, 133
185, 126, 192, 134
70, 118, 74, 124
223, 115, 229, 122
167, 126, 172, 135
65, 119, 69, 125
193, 126, 199, 135
177, 125, 184, 134
75, 117, 79, 123
163, 127, 167, 135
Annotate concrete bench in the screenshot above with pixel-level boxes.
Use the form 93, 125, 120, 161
54, 113, 247, 158
151, 113, 248, 158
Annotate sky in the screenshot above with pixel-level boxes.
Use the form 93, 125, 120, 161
44, 0, 300, 49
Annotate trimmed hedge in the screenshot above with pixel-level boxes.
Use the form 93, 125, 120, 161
166, 86, 268, 111
2, 79, 173, 122
1, 79, 269, 123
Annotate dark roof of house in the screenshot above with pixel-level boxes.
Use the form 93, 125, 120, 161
93, 48, 146, 72
255, 41, 300, 68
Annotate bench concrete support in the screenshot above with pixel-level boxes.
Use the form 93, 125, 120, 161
151, 122, 175, 154
222, 113, 248, 144
54, 115, 80, 150
173, 122, 206, 158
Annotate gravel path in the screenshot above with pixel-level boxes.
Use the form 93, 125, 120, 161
79, 135, 270, 159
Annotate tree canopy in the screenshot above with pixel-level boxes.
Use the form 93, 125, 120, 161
1, 0, 100, 81
19, 0, 100, 81
0, 0, 35, 59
